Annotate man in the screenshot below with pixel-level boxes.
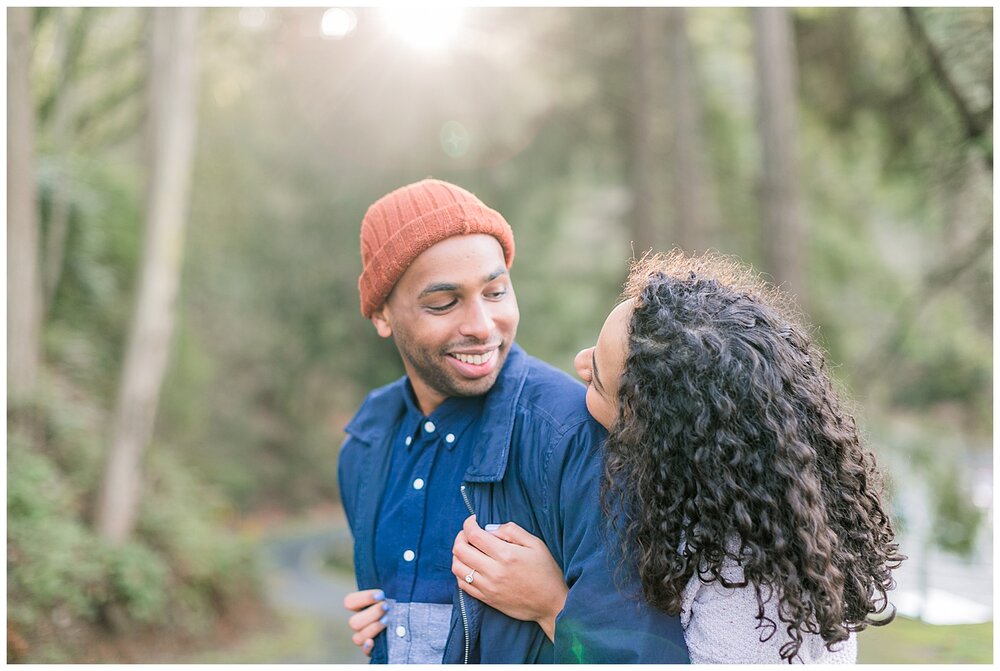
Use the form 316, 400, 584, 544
338, 178, 689, 663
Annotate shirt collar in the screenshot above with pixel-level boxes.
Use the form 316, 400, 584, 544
345, 343, 530, 482
400, 380, 485, 451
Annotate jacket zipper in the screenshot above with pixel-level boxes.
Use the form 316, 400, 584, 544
458, 484, 475, 664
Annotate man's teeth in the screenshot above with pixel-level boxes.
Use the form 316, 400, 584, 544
452, 351, 495, 366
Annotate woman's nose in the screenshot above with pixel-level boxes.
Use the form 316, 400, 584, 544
574, 347, 594, 382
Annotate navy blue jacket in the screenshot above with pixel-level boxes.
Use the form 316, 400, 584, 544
339, 344, 689, 664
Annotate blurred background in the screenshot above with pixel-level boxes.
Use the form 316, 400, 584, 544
6, 6, 992, 663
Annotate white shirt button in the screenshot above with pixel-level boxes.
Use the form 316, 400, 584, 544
396, 625, 406, 638
404, 436, 412, 446
424, 421, 435, 433
445, 433, 456, 444
403, 549, 415, 562
413, 478, 425, 490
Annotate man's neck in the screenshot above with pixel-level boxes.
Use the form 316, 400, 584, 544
408, 376, 446, 417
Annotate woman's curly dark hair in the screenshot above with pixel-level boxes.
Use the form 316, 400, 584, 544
600, 250, 904, 662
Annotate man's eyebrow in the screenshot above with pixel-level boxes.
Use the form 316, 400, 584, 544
418, 268, 508, 299
418, 282, 459, 298
486, 268, 508, 283
592, 351, 604, 393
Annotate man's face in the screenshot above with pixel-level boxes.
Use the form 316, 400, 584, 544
371, 234, 519, 415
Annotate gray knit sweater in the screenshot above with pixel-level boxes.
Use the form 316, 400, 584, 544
679, 556, 857, 664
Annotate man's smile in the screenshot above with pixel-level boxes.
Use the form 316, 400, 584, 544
446, 347, 500, 377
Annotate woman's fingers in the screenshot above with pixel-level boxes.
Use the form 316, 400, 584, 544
463, 514, 515, 561
348, 599, 390, 633
451, 547, 480, 584
351, 613, 388, 647
344, 588, 387, 654
454, 527, 502, 574
488, 521, 539, 548
344, 588, 384, 611
452, 554, 490, 603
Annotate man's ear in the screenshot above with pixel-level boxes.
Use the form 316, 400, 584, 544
371, 305, 393, 339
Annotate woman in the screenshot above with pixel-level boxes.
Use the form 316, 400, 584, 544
451, 250, 904, 663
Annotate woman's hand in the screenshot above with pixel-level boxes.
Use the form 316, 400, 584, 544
452, 515, 569, 642
343, 588, 389, 656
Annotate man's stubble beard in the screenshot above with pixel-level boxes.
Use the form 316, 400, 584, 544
393, 326, 508, 400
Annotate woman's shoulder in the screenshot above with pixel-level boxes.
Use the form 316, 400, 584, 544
680, 555, 857, 664
679, 554, 747, 631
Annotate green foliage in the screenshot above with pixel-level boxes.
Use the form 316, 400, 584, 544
8, 420, 169, 627
101, 542, 170, 623
929, 463, 985, 556
7, 380, 258, 660
864, 411, 987, 560
40, 154, 142, 400
858, 616, 993, 664
7, 435, 104, 625
137, 448, 257, 598
893, 338, 991, 410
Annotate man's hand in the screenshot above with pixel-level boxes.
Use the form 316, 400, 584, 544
343, 588, 389, 656
452, 515, 568, 642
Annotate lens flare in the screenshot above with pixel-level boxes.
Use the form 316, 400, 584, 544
321, 8, 357, 39
380, 7, 463, 51
440, 121, 470, 158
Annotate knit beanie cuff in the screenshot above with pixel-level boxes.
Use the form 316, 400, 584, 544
358, 200, 514, 318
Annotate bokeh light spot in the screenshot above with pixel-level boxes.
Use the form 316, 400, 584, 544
321, 8, 357, 39
440, 121, 470, 158
380, 7, 462, 51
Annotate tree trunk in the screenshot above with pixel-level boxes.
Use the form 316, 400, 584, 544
44, 9, 79, 311
753, 7, 807, 304
667, 7, 719, 254
629, 7, 658, 256
96, 7, 200, 544
8, 7, 43, 401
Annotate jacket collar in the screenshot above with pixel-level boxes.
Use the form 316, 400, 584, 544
464, 342, 528, 483
344, 377, 408, 445
344, 343, 529, 483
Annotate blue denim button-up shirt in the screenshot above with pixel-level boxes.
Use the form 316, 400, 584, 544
373, 387, 482, 662
375, 387, 481, 603
339, 343, 690, 664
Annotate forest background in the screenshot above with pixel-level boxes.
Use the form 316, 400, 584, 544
6, 6, 993, 663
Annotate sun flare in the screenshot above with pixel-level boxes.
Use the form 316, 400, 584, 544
379, 7, 463, 51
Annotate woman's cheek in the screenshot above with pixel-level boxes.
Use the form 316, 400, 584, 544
585, 387, 612, 430
584, 388, 597, 420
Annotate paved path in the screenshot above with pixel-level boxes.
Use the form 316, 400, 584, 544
247, 512, 369, 664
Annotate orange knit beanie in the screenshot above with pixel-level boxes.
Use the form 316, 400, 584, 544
358, 178, 515, 318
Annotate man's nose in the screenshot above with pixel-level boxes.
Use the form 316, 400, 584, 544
458, 300, 493, 341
